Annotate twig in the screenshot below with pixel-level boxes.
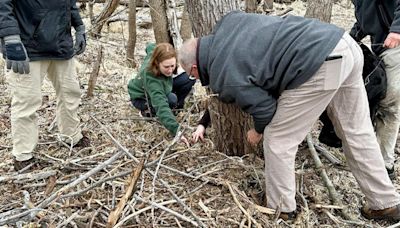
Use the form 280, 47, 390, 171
306, 133, 353, 221
106, 158, 145, 227
113, 199, 186, 228
0, 170, 57, 183
314, 144, 342, 165
226, 182, 261, 228
134, 195, 199, 227
91, 115, 207, 227
56, 210, 80, 228
26, 151, 125, 221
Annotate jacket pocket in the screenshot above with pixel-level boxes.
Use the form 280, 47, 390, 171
30, 10, 62, 52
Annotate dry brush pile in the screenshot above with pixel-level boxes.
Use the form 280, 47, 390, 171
0, 1, 399, 227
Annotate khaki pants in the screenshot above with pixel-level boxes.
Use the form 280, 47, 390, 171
263, 33, 400, 212
376, 46, 400, 169
7, 59, 83, 161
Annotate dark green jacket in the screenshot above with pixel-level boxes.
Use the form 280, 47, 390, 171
351, 0, 400, 55
128, 43, 179, 135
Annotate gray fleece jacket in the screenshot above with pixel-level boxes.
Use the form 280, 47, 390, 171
197, 11, 344, 134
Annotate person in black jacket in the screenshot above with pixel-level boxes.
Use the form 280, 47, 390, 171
350, 0, 400, 182
0, 0, 89, 171
179, 11, 400, 221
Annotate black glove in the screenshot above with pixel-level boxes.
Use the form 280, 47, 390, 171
4, 35, 30, 74
74, 25, 86, 55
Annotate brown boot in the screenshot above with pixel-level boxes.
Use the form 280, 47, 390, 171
74, 135, 91, 148
279, 211, 297, 221
13, 157, 38, 172
361, 204, 400, 221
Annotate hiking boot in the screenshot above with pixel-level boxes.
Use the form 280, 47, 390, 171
361, 204, 400, 221
387, 167, 396, 180
74, 135, 91, 148
13, 157, 38, 172
279, 211, 297, 221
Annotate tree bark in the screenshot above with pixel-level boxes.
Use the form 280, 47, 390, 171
245, 0, 257, 13
180, 3, 193, 42
126, 0, 137, 67
304, 0, 333, 23
149, 0, 173, 44
185, 0, 261, 156
166, 0, 183, 48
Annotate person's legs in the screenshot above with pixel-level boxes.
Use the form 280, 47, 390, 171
376, 46, 400, 170
328, 35, 400, 210
8, 61, 49, 161
172, 72, 195, 109
264, 34, 355, 212
47, 59, 83, 146
167, 92, 178, 109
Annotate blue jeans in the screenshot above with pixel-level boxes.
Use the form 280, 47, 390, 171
131, 93, 178, 116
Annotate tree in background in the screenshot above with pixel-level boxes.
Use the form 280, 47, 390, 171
185, 0, 262, 156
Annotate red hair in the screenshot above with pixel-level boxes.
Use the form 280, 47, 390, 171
148, 43, 177, 76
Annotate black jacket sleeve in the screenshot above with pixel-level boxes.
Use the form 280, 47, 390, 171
0, 0, 20, 38
349, 21, 367, 42
71, 0, 84, 28
390, 1, 400, 34
198, 109, 211, 128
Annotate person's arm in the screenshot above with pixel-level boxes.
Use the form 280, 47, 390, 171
349, 21, 367, 42
71, 0, 84, 28
192, 109, 210, 143
0, 0, 19, 38
71, 0, 86, 55
146, 76, 180, 136
384, 2, 400, 48
0, 1, 29, 74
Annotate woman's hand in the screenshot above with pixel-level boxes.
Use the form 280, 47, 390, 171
192, 125, 206, 143
180, 135, 190, 147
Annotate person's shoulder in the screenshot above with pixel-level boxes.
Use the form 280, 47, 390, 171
145, 43, 156, 54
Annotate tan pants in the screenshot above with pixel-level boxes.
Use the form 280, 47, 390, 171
376, 46, 400, 169
7, 59, 83, 161
263, 33, 400, 212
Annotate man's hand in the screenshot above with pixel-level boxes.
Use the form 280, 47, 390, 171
247, 128, 263, 146
4, 35, 29, 74
192, 125, 206, 143
74, 25, 86, 55
384, 32, 400, 49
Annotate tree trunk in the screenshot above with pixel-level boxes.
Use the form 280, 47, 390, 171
91, 0, 120, 37
149, 0, 173, 44
180, 3, 193, 42
264, 0, 273, 12
126, 0, 137, 67
304, 0, 333, 23
245, 0, 257, 13
185, 0, 261, 156
165, 0, 183, 48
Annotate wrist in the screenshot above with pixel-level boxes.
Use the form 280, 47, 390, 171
75, 25, 86, 34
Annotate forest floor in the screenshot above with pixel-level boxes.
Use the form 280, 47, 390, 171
1, 0, 400, 227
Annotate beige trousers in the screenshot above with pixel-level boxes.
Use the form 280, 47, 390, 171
7, 59, 83, 161
376, 46, 400, 169
263, 33, 400, 212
